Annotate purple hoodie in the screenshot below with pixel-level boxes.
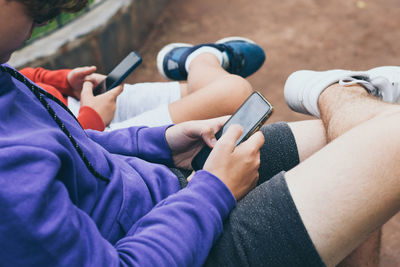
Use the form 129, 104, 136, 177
0, 65, 236, 266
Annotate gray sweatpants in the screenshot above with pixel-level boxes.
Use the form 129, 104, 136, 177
205, 122, 325, 267
172, 122, 325, 267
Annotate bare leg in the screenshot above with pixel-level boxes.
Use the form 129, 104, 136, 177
186, 52, 231, 92
178, 83, 189, 97
285, 83, 400, 266
336, 231, 381, 267
169, 53, 252, 123
288, 120, 327, 162
322, 84, 388, 267
288, 110, 380, 267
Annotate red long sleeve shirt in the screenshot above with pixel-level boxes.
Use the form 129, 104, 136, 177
20, 67, 105, 131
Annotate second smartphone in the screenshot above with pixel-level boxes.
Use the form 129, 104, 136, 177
93, 51, 142, 95
191, 91, 273, 171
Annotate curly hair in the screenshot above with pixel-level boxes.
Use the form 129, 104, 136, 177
10, 0, 89, 23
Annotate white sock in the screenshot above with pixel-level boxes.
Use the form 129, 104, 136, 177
185, 46, 223, 73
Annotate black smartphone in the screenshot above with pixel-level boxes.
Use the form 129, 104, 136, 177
191, 91, 273, 171
93, 51, 142, 95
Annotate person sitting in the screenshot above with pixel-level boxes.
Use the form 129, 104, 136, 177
2, 1, 400, 267
19, 36, 265, 131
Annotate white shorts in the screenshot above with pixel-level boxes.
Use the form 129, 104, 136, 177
68, 81, 181, 131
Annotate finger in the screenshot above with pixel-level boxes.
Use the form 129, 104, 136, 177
186, 171, 195, 182
198, 116, 231, 147
105, 85, 124, 100
219, 115, 230, 124
208, 115, 230, 133
81, 81, 94, 99
215, 124, 243, 151
85, 73, 106, 85
235, 131, 264, 157
201, 126, 218, 148
242, 130, 265, 151
79, 66, 97, 76
211, 115, 230, 125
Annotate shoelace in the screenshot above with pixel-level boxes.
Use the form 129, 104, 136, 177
339, 75, 399, 103
339, 76, 382, 98
0, 65, 110, 183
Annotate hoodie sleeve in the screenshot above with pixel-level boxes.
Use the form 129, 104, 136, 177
86, 125, 175, 166
78, 106, 106, 131
0, 145, 235, 267
116, 170, 236, 267
20, 67, 74, 96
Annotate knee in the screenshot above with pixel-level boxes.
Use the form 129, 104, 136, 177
223, 74, 253, 101
382, 109, 400, 128
368, 109, 400, 144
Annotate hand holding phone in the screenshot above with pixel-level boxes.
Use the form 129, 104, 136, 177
93, 51, 142, 96
80, 81, 124, 126
202, 124, 265, 200
191, 91, 273, 170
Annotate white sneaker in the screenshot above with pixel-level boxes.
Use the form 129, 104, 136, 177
284, 69, 368, 117
284, 67, 400, 117
366, 66, 400, 103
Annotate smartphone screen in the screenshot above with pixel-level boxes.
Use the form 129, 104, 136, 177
93, 51, 142, 95
191, 91, 273, 170
215, 92, 273, 146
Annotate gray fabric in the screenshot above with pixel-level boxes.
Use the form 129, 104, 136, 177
169, 167, 191, 188
172, 122, 325, 266
172, 122, 300, 189
204, 122, 325, 267
258, 122, 300, 183
204, 172, 325, 267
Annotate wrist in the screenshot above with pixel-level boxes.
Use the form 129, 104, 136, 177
66, 70, 73, 88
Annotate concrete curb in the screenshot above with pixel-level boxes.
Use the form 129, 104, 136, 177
8, 0, 169, 73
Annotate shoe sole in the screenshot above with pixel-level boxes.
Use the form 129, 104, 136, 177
156, 42, 192, 80
216, 36, 256, 44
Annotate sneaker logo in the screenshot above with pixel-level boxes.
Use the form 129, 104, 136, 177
167, 60, 179, 70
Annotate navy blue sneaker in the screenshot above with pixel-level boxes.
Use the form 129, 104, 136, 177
157, 37, 266, 80
216, 37, 266, 78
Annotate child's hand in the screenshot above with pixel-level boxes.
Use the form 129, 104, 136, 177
165, 117, 228, 169
67, 66, 104, 99
166, 118, 264, 200
203, 125, 265, 200
80, 81, 123, 126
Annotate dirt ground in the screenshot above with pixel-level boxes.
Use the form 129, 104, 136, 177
127, 0, 400, 265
